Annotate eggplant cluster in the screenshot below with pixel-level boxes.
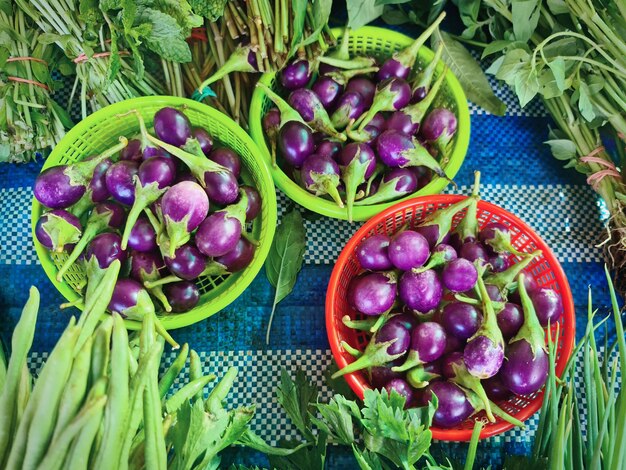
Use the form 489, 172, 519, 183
333, 173, 564, 429
260, 16, 458, 221
34, 107, 261, 316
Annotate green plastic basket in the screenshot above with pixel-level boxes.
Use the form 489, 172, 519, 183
249, 26, 470, 221
31, 96, 277, 330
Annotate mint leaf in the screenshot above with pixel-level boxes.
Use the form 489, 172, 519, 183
191, 0, 227, 21
136, 8, 192, 62
276, 368, 318, 441
432, 30, 507, 116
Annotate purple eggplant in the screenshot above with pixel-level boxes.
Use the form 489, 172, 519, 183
332, 316, 411, 378
530, 288, 563, 326
354, 168, 418, 206
127, 215, 158, 252
459, 241, 488, 266
384, 378, 414, 407
488, 253, 511, 273
34, 138, 128, 209
192, 128, 214, 156
195, 189, 248, 257
241, 185, 261, 222
392, 322, 446, 372
331, 92, 367, 130
336, 143, 377, 221
108, 278, 178, 347
153, 107, 192, 147
500, 274, 549, 395
345, 77, 376, 107
444, 334, 465, 354
376, 130, 449, 180
56, 202, 126, 281
89, 157, 113, 203
420, 108, 457, 156
120, 156, 177, 250
35, 209, 82, 252
398, 269, 443, 313
479, 222, 525, 257
497, 303, 524, 340
410, 43, 445, 103
288, 88, 346, 140
204, 170, 239, 206
164, 243, 207, 280
414, 244, 457, 273
277, 120, 315, 167
441, 302, 482, 341
425, 381, 473, 428
129, 250, 171, 312
483, 250, 541, 295
441, 352, 464, 379
263, 108, 281, 165
300, 154, 344, 208
280, 59, 311, 90
209, 148, 241, 178
442, 258, 478, 293
105, 160, 139, 206
159, 181, 210, 257
163, 281, 200, 313
376, 13, 445, 81
483, 373, 512, 401
311, 76, 343, 110
214, 237, 255, 272
384, 63, 448, 136
316, 140, 342, 159
356, 234, 393, 271
356, 78, 412, 131
388, 230, 429, 271
463, 270, 505, 379
86, 232, 127, 269
120, 139, 143, 162
369, 362, 403, 389
347, 271, 397, 316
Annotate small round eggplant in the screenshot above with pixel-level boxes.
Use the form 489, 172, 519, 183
192, 127, 214, 156
164, 243, 208, 280
425, 381, 473, 428
153, 107, 192, 147
312, 76, 343, 110
530, 288, 563, 326
163, 281, 200, 313
347, 272, 397, 316
441, 302, 482, 341
398, 269, 443, 314
86, 232, 127, 268
127, 215, 158, 252
356, 234, 393, 271
214, 237, 255, 272
278, 121, 315, 167
209, 148, 241, 178
388, 230, 429, 271
442, 258, 478, 293
280, 59, 311, 90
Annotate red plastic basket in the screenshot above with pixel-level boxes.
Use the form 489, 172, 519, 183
325, 195, 575, 441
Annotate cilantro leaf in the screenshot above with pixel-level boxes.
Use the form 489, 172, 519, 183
311, 395, 361, 445
276, 368, 319, 442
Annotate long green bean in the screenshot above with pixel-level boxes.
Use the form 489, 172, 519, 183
90, 316, 114, 385
158, 343, 189, 399
189, 349, 203, 402
6, 320, 79, 470
35, 395, 107, 470
0, 286, 39, 466
206, 366, 238, 414
51, 335, 93, 442
16, 363, 32, 429
165, 375, 216, 414
0, 342, 6, 392
94, 314, 129, 470
64, 378, 108, 470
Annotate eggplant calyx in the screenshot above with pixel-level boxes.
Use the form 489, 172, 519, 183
121, 180, 167, 250
255, 82, 309, 129
399, 143, 449, 181
340, 340, 363, 358
342, 315, 379, 331
391, 349, 425, 373
511, 273, 548, 358
161, 214, 193, 259
66, 137, 128, 188
484, 250, 542, 293
419, 195, 476, 246
402, 65, 448, 125
318, 55, 376, 70
469, 268, 505, 349
340, 151, 371, 222
392, 11, 446, 70
327, 67, 380, 86
198, 45, 257, 92
450, 362, 495, 422
406, 364, 440, 389
331, 338, 402, 379
307, 171, 344, 208
41, 212, 82, 253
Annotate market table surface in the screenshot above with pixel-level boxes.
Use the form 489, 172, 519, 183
0, 31, 620, 470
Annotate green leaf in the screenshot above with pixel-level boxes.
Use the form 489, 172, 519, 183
427, 0, 448, 25
375, 0, 412, 5
269, 435, 327, 470
432, 30, 507, 115
457, 0, 481, 33
311, 395, 361, 445
276, 368, 319, 442
79, 0, 101, 25
300, 0, 333, 47
577, 81, 596, 122
493, 48, 530, 84
49, 101, 75, 129
265, 207, 306, 344
513, 66, 539, 106
0, 0, 11, 15
237, 429, 307, 456
511, 0, 541, 42
190, 0, 227, 20
352, 446, 384, 470
546, 0, 569, 15
135, 8, 192, 62
290, 0, 308, 55
547, 57, 566, 91
347, 0, 384, 29
381, 6, 410, 25
481, 40, 513, 58
323, 361, 358, 400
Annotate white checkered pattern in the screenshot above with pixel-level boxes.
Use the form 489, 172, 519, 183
0, 187, 38, 265
277, 182, 604, 266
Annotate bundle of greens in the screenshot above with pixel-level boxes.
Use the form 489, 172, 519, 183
0, 5, 72, 162
375, 0, 626, 297
169, 0, 334, 126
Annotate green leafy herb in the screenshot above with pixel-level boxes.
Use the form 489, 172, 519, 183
190, 0, 227, 21
276, 368, 319, 442
511, 0, 541, 42
432, 30, 507, 116
264, 207, 306, 345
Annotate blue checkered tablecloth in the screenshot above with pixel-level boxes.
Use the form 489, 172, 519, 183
0, 22, 622, 469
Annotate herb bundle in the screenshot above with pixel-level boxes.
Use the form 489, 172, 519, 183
0, 5, 71, 162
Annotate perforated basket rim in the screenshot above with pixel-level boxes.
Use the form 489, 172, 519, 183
325, 194, 576, 441
249, 26, 471, 222
31, 96, 277, 330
